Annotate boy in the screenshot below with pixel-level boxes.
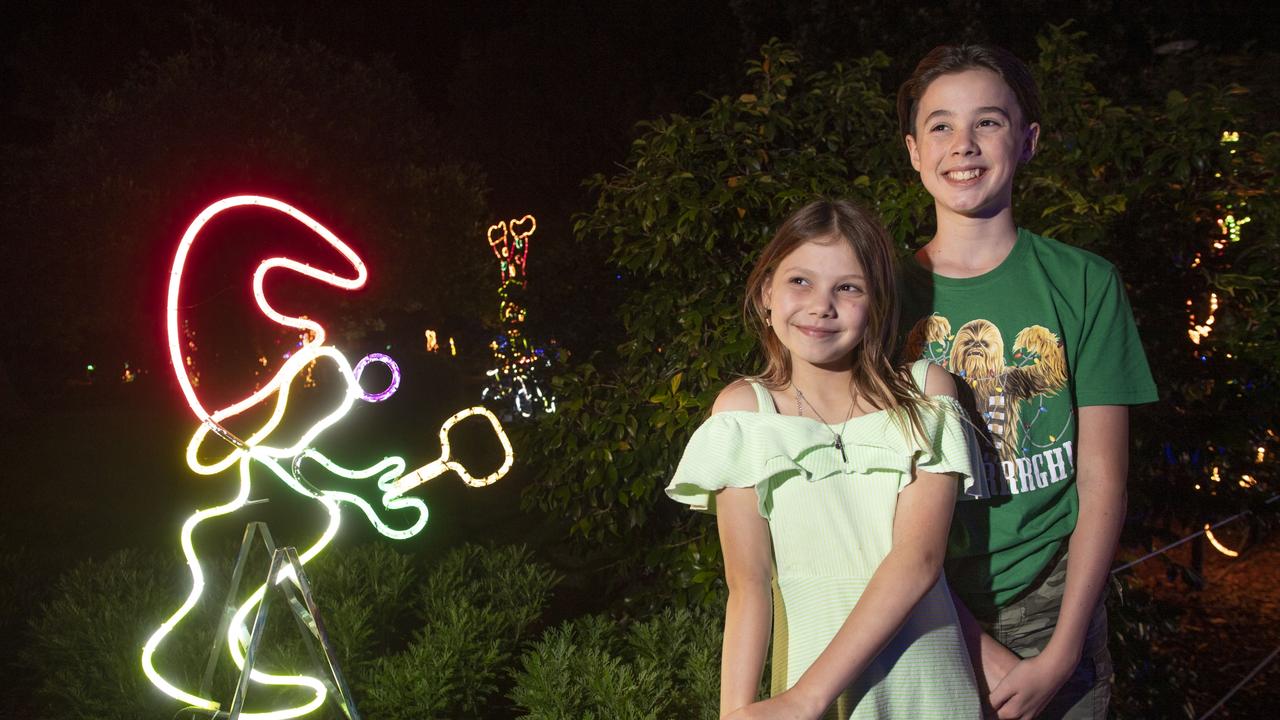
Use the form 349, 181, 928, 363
896, 45, 1157, 719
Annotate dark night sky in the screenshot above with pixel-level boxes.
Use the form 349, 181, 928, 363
8, 1, 1275, 225
2, 0, 1276, 380
2, 0, 743, 221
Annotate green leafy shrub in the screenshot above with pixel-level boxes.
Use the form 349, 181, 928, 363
354, 544, 562, 719
510, 606, 726, 720
24, 549, 212, 719
23, 542, 557, 720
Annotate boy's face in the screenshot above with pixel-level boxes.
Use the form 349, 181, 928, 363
904, 68, 1039, 222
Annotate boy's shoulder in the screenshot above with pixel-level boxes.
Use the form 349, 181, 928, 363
1020, 228, 1119, 278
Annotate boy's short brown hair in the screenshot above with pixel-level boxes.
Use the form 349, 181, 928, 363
896, 44, 1041, 138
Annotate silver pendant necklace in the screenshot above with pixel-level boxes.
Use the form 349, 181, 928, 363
795, 387, 853, 462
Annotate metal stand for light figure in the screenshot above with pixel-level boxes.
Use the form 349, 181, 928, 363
191, 522, 361, 720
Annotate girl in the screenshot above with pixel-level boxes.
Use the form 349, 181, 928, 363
666, 199, 985, 719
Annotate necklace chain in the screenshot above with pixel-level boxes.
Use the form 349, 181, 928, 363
795, 387, 852, 463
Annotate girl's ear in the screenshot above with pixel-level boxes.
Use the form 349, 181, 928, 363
904, 134, 922, 172
1021, 122, 1041, 164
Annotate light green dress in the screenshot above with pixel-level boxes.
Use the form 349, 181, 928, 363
666, 360, 982, 719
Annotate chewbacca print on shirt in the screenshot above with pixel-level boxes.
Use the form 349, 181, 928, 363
904, 314, 1070, 495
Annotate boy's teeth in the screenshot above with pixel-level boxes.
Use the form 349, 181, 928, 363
948, 169, 982, 180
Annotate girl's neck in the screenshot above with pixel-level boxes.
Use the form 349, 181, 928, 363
787, 363, 856, 406
916, 206, 1019, 279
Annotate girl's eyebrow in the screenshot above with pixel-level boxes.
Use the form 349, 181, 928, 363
778, 264, 864, 281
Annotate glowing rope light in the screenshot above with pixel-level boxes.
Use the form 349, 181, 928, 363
165, 195, 368, 471
388, 406, 514, 496
353, 353, 400, 403
144, 196, 514, 719
1204, 523, 1241, 558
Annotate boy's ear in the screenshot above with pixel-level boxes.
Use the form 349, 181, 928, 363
904, 134, 922, 171
1021, 122, 1041, 164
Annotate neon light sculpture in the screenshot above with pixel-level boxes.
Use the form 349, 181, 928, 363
483, 215, 555, 418
142, 195, 513, 719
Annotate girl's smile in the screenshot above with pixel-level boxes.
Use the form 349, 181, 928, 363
763, 238, 870, 370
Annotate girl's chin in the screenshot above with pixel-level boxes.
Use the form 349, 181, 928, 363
792, 354, 857, 372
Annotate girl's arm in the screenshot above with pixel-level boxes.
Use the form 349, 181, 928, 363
713, 380, 776, 718
950, 586, 1021, 703
988, 404, 1128, 720
717, 486, 775, 718
729, 369, 962, 719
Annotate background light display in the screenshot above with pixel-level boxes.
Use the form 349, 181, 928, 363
482, 215, 555, 418
142, 195, 514, 719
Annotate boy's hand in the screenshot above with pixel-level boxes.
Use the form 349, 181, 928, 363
989, 648, 1076, 719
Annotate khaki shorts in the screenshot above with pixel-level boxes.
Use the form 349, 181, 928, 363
982, 552, 1112, 720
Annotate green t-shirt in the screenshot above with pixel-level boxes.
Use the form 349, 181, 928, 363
900, 228, 1157, 615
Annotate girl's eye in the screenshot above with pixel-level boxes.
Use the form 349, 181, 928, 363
839, 284, 863, 293
788, 276, 809, 286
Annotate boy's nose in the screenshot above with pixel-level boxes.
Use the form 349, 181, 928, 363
950, 129, 978, 155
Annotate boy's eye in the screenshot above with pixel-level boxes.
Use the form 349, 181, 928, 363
929, 123, 950, 133
977, 118, 1003, 128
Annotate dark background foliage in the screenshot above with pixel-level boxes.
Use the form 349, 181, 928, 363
3, 1, 1278, 718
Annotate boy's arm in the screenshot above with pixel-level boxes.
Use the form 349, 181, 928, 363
717, 486, 774, 718
989, 404, 1128, 719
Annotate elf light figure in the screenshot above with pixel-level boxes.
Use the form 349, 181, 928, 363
483, 215, 555, 418
142, 196, 513, 719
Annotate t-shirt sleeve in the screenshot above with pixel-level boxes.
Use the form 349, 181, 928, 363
665, 415, 763, 516
1073, 264, 1158, 407
910, 398, 991, 500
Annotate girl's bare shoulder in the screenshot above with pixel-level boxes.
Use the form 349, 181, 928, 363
922, 362, 958, 398
712, 379, 762, 415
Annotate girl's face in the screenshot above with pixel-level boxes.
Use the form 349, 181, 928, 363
763, 237, 871, 373
904, 68, 1039, 222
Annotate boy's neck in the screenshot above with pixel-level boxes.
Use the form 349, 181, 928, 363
915, 208, 1020, 279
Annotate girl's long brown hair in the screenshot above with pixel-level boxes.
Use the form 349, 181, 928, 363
743, 199, 932, 445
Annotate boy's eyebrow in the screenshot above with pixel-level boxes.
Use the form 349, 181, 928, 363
922, 106, 1013, 123
975, 105, 1013, 119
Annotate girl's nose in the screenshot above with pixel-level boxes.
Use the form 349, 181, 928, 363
810, 294, 837, 317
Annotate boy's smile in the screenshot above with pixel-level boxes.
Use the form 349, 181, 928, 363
905, 68, 1038, 222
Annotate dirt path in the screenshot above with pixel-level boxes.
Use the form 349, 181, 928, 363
1125, 519, 1280, 719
